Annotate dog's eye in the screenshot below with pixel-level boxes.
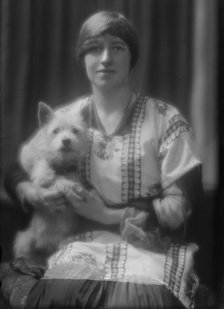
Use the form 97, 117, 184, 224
52, 128, 60, 134
72, 128, 79, 134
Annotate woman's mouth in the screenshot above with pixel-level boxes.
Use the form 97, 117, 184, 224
97, 69, 115, 74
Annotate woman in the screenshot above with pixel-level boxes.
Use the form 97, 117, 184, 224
3, 11, 206, 309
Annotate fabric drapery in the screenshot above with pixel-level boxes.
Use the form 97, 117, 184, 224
0, 0, 217, 190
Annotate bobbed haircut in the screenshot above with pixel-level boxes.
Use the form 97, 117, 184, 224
76, 11, 139, 68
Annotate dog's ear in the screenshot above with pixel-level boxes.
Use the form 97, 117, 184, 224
38, 102, 53, 126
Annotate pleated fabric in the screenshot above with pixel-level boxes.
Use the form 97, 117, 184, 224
25, 279, 184, 309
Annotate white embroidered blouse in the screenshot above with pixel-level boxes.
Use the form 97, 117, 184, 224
56, 93, 201, 230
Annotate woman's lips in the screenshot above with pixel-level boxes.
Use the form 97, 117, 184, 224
97, 69, 115, 73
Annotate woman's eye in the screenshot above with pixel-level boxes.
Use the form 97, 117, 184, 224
52, 128, 60, 134
89, 46, 101, 53
112, 46, 124, 52
72, 128, 79, 134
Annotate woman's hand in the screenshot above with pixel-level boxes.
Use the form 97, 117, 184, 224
66, 188, 126, 225
16, 181, 68, 212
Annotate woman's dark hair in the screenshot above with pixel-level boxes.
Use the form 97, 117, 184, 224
76, 11, 139, 68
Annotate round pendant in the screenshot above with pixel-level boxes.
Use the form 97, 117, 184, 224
94, 135, 115, 160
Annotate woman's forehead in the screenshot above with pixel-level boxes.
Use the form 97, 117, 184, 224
86, 34, 127, 45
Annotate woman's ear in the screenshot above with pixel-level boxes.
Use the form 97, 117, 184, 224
38, 102, 54, 127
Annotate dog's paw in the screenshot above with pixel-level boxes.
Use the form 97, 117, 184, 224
53, 179, 74, 193
54, 179, 84, 201
11, 257, 46, 279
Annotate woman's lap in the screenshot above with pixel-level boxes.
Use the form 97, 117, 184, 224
25, 279, 184, 309
0, 230, 204, 308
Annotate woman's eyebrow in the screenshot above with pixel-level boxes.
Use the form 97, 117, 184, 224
111, 40, 126, 45
85, 38, 101, 44
84, 38, 127, 46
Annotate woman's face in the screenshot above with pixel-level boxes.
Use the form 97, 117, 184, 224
83, 34, 131, 91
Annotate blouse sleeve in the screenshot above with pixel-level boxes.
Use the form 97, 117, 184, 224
154, 166, 203, 232
4, 162, 29, 204
153, 180, 190, 229
153, 104, 202, 229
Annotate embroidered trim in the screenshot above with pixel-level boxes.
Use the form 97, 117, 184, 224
153, 99, 170, 115
104, 242, 127, 280
79, 128, 93, 190
164, 243, 186, 296
164, 243, 199, 309
121, 95, 146, 202
74, 232, 93, 242
121, 134, 129, 202
158, 114, 192, 164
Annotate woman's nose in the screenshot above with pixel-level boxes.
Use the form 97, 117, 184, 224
100, 48, 112, 65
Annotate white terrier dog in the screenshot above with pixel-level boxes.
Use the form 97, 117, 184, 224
13, 102, 89, 277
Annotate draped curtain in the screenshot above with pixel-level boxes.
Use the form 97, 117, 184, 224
0, 0, 218, 190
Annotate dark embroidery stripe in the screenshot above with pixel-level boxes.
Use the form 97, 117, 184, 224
121, 135, 129, 202
169, 244, 180, 291
159, 114, 191, 149
153, 99, 170, 115
79, 129, 94, 190
104, 243, 127, 279
164, 243, 187, 295
129, 95, 146, 199
174, 247, 186, 294
111, 244, 120, 279
164, 245, 171, 285
121, 95, 146, 202
158, 114, 191, 166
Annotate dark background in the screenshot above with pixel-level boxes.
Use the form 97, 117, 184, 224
0, 0, 223, 295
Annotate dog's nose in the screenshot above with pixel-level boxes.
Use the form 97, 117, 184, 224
62, 138, 71, 147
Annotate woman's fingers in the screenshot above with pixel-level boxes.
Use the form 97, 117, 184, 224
37, 187, 67, 210
75, 186, 89, 201
70, 184, 87, 201
31, 183, 88, 211
66, 191, 85, 208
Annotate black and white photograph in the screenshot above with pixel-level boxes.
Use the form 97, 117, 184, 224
0, 0, 222, 308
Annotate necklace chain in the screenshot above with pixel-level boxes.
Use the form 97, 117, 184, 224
91, 93, 137, 140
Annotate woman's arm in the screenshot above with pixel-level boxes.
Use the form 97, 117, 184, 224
66, 189, 126, 225
4, 162, 29, 205
4, 162, 68, 212
153, 182, 190, 229
153, 165, 203, 230
67, 167, 201, 228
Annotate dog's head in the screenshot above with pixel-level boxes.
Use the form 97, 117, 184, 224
38, 102, 89, 167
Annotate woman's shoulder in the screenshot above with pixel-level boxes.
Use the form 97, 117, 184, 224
141, 95, 190, 135
143, 96, 180, 120
54, 95, 90, 115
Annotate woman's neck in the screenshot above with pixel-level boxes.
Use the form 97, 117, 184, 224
92, 85, 133, 114
91, 85, 134, 136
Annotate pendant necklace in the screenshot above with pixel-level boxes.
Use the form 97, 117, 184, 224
91, 93, 137, 160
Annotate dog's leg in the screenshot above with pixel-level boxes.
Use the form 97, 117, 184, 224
12, 229, 46, 279
32, 160, 56, 187
13, 229, 35, 258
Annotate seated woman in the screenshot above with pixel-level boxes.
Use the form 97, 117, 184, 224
1, 10, 211, 309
